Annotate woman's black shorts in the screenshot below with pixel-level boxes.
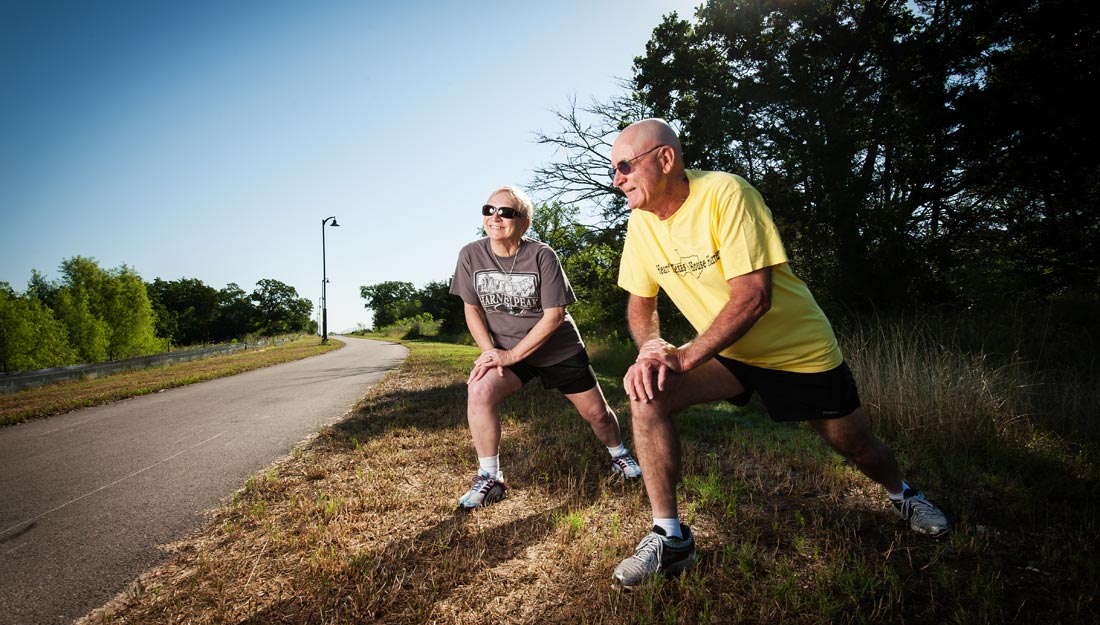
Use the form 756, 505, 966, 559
508, 349, 598, 395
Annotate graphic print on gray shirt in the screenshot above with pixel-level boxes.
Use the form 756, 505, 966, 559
476, 270, 540, 315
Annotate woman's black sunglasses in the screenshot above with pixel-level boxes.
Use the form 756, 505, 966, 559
482, 205, 524, 219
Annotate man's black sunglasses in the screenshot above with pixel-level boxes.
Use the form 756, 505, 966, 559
482, 205, 524, 219
608, 144, 666, 180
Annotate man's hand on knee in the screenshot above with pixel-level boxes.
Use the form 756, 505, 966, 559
638, 338, 686, 373
624, 358, 670, 403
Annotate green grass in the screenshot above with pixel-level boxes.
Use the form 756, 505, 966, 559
78, 326, 1099, 624
1, 336, 343, 426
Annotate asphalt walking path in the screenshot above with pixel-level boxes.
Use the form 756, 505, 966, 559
0, 336, 408, 625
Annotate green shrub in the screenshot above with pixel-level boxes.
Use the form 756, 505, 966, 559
376, 313, 440, 340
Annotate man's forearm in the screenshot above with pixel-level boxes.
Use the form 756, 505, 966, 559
626, 295, 660, 348
678, 269, 771, 369
678, 307, 758, 369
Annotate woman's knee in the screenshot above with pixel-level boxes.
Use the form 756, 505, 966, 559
580, 403, 615, 425
467, 378, 504, 408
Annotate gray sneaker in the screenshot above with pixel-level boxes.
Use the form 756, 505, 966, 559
894, 488, 949, 536
611, 449, 642, 479
457, 470, 507, 510
612, 525, 697, 590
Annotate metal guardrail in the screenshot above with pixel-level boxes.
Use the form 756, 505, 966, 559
0, 336, 301, 394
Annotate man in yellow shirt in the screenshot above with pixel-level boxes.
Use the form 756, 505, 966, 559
610, 119, 948, 591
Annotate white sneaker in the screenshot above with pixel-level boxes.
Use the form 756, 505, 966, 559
612, 525, 697, 590
611, 449, 642, 479
893, 489, 949, 536
457, 470, 507, 510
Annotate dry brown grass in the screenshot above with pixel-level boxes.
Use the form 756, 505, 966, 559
77, 341, 1098, 624
0, 337, 342, 426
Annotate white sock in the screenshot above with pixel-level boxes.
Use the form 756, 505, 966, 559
887, 480, 912, 501
478, 455, 499, 476
607, 443, 627, 458
653, 517, 682, 539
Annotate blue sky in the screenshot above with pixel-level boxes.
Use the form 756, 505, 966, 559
1, 0, 700, 332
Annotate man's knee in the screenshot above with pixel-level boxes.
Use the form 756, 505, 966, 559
813, 412, 872, 454
629, 395, 675, 429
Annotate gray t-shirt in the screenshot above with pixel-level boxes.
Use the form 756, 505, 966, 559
450, 237, 584, 367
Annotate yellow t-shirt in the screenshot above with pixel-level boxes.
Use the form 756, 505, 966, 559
617, 170, 842, 372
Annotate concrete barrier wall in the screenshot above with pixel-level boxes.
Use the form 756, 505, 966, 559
0, 336, 301, 394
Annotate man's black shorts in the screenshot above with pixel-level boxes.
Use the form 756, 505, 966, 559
508, 349, 597, 395
715, 356, 861, 422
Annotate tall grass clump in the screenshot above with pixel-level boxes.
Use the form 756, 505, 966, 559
842, 317, 1038, 453
585, 332, 637, 378
840, 309, 1099, 465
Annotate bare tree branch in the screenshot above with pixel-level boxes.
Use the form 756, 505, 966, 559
529, 90, 653, 232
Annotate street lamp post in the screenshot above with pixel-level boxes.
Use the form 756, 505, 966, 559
321, 216, 340, 344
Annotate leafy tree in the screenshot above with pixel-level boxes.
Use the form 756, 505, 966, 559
26, 269, 58, 306
416, 280, 466, 337
148, 288, 178, 345
100, 266, 162, 359
147, 277, 219, 346
944, 0, 1100, 299
528, 200, 588, 258
52, 287, 110, 362
53, 257, 161, 360
359, 281, 418, 329
45, 257, 109, 362
212, 283, 259, 341
25, 257, 162, 362
58, 256, 107, 313
358, 280, 471, 336
251, 279, 312, 336
0, 283, 76, 372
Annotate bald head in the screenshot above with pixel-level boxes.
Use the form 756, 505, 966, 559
618, 118, 683, 162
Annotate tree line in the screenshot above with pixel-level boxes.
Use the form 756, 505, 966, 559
1, 256, 315, 373
644, 0, 1095, 311
359, 280, 465, 336
529, 0, 1097, 318
362, 0, 1097, 340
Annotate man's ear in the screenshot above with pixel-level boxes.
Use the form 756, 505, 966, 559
659, 146, 675, 174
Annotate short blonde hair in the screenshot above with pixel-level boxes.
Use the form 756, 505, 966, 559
489, 185, 534, 220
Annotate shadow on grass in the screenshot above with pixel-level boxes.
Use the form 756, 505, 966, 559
236, 504, 571, 624
330, 381, 470, 438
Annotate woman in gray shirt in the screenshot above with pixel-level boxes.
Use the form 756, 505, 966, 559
449, 185, 640, 509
